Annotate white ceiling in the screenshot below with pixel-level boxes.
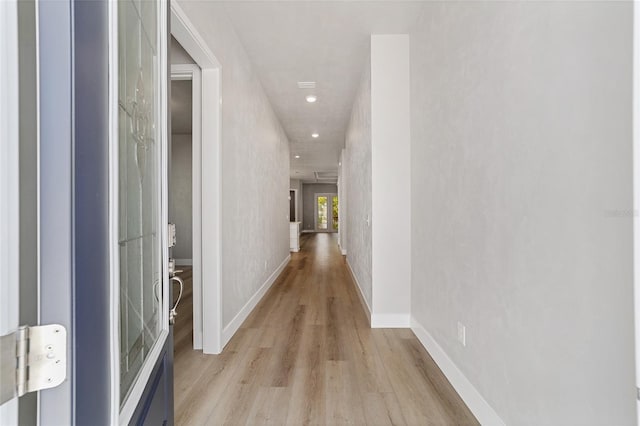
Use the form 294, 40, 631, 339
217, 1, 424, 182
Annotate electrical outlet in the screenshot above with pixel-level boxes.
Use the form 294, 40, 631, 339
457, 322, 466, 347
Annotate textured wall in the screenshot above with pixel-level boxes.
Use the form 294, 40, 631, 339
410, 2, 635, 424
345, 62, 372, 309
178, 1, 291, 328
169, 134, 192, 261
338, 149, 346, 252
301, 183, 338, 231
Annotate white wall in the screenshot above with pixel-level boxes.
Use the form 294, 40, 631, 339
177, 1, 291, 329
344, 37, 412, 326
370, 35, 411, 327
170, 134, 193, 262
410, 2, 635, 424
345, 60, 373, 310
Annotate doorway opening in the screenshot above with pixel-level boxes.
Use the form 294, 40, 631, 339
315, 193, 338, 232
289, 189, 299, 222
170, 1, 223, 355
170, 52, 197, 355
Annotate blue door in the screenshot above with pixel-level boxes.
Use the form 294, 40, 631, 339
74, 0, 174, 424
2, 1, 174, 424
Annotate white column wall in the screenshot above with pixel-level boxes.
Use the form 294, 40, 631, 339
370, 35, 411, 326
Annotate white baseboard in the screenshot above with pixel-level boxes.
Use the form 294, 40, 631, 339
174, 258, 193, 266
290, 248, 300, 252
371, 313, 410, 328
341, 249, 347, 255
411, 316, 506, 426
301, 230, 314, 234
346, 259, 371, 325
221, 255, 291, 347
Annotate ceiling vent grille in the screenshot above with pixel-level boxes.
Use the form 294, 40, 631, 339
297, 81, 316, 89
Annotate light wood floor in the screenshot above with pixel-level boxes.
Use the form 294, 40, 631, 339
173, 233, 478, 425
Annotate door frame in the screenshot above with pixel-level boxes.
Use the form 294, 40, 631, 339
170, 64, 204, 350
634, 2, 640, 421
171, 2, 223, 354
314, 193, 338, 232
38, 0, 75, 423
0, 0, 20, 423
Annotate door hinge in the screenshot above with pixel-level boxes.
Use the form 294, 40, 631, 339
637, 386, 640, 401
0, 324, 66, 405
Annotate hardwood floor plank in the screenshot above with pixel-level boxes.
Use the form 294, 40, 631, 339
346, 326, 394, 394
376, 330, 462, 425
246, 386, 292, 426
400, 337, 478, 425
265, 304, 306, 387
285, 366, 326, 426
173, 233, 479, 426
175, 351, 237, 425
325, 360, 366, 425
286, 325, 326, 425
362, 392, 408, 426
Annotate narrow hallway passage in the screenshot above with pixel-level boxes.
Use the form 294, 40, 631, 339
174, 234, 478, 425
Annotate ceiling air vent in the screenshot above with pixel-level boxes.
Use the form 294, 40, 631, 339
297, 81, 316, 89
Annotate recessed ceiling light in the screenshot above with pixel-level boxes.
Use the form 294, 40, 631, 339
311, 133, 319, 138
295, 155, 300, 159
305, 95, 317, 103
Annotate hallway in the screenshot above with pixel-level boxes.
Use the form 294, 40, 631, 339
174, 233, 478, 425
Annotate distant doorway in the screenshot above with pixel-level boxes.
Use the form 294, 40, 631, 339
289, 189, 298, 222
315, 193, 338, 232
170, 69, 199, 352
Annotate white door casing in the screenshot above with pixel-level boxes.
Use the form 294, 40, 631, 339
170, 2, 223, 354
633, 1, 640, 421
0, 0, 20, 420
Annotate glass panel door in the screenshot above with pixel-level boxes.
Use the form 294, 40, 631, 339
315, 193, 338, 232
317, 196, 328, 230
332, 195, 339, 231
118, 0, 164, 406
